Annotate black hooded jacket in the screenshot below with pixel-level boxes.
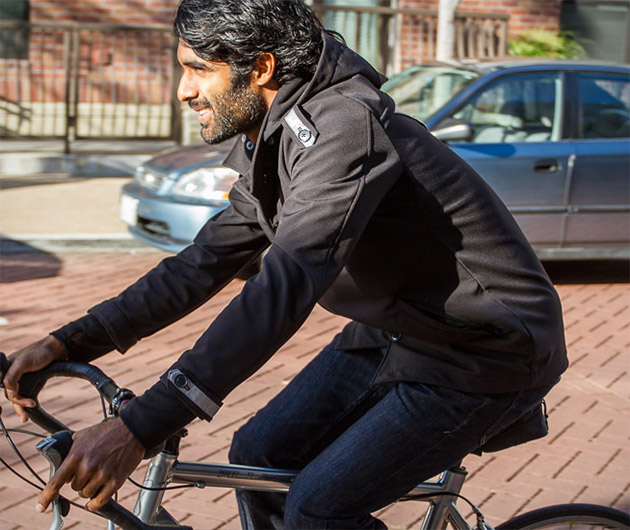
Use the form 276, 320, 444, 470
54, 34, 568, 450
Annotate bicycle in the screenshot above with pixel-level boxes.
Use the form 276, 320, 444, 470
1, 352, 628, 530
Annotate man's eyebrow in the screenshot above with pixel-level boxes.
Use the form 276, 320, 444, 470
182, 59, 211, 70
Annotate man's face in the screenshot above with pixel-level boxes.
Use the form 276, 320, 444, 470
176, 43, 268, 145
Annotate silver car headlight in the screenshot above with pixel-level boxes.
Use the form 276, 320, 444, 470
134, 166, 166, 191
171, 167, 239, 202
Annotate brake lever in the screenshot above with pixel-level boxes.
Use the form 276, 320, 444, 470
36, 431, 73, 530
34, 430, 190, 530
2, 354, 188, 530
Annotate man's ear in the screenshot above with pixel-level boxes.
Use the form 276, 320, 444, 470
251, 52, 278, 88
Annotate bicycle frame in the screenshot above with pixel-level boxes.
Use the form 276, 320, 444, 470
134, 435, 473, 530
0, 354, 478, 530
4, 355, 628, 530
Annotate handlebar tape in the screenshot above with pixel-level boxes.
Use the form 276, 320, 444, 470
0, 351, 124, 433
0, 352, 9, 386
3, 353, 185, 530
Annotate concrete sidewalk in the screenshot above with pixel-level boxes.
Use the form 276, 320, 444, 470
0, 175, 157, 252
0, 140, 172, 253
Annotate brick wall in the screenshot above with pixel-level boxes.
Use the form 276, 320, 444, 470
30, 0, 177, 25
27, 0, 563, 71
0, 2, 178, 137
1, 0, 564, 137
397, 0, 563, 68
28, 0, 178, 106
399, 0, 562, 33
458, 0, 561, 33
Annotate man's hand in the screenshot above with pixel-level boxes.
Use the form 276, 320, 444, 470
37, 417, 145, 513
2, 336, 68, 422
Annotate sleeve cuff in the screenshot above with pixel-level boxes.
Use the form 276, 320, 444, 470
51, 314, 117, 363
119, 379, 196, 451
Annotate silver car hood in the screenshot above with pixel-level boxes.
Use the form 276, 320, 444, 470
142, 140, 235, 178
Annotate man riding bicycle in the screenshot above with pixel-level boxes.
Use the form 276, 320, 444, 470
2, 0, 568, 528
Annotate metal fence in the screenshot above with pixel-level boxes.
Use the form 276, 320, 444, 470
0, 8, 508, 146
0, 22, 180, 150
313, 5, 509, 74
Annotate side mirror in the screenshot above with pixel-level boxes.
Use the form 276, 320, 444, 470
431, 122, 474, 142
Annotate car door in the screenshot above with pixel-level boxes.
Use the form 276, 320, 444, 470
563, 70, 630, 255
433, 71, 571, 249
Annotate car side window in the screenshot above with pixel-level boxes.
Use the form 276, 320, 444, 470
450, 72, 561, 144
577, 72, 630, 139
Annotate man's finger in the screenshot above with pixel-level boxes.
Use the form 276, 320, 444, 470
71, 472, 92, 497
4, 358, 25, 394
76, 470, 105, 499
36, 463, 74, 512
12, 402, 29, 423
6, 389, 36, 408
86, 479, 120, 511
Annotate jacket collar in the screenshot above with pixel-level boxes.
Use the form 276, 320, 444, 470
263, 32, 386, 142
223, 134, 256, 175
223, 32, 387, 170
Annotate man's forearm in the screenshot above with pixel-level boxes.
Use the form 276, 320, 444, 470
51, 313, 116, 363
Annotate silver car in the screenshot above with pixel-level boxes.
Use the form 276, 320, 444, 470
120, 142, 235, 253
121, 59, 630, 259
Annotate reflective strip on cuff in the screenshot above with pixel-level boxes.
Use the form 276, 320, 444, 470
167, 369, 221, 419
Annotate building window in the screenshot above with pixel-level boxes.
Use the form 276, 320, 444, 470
561, 0, 630, 63
0, 0, 30, 60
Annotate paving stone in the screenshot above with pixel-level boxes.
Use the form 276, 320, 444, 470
1, 253, 628, 528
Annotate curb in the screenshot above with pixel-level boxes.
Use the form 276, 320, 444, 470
0, 152, 152, 177
0, 140, 177, 177
1, 234, 165, 254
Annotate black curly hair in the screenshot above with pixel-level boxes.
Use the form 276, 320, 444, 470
174, 0, 337, 85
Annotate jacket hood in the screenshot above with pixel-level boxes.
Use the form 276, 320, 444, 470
300, 32, 386, 100
263, 32, 387, 138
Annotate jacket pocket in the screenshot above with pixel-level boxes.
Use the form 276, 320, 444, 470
395, 299, 506, 343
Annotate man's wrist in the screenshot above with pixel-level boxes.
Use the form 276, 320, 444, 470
51, 314, 117, 363
44, 334, 69, 361
119, 379, 195, 454
112, 416, 144, 454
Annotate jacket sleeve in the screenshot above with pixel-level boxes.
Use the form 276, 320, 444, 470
51, 178, 269, 363
120, 103, 403, 449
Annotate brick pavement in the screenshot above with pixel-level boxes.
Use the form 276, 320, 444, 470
0, 252, 628, 529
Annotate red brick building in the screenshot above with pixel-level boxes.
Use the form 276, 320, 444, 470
396, 0, 562, 68
1, 0, 625, 141
29, 0, 176, 25
26, 0, 561, 33
4, 0, 567, 81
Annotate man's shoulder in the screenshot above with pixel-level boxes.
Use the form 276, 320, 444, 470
278, 83, 393, 151
303, 76, 388, 118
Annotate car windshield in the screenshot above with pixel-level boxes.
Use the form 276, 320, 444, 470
383, 65, 479, 122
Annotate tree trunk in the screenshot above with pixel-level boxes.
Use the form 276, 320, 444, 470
436, 0, 461, 62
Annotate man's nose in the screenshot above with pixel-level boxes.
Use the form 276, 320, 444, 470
177, 73, 197, 102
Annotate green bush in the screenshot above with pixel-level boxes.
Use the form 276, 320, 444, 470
509, 30, 587, 59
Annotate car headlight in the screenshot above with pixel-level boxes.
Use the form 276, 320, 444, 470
171, 167, 239, 203
134, 166, 166, 191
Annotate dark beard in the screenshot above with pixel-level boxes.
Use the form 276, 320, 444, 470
199, 82, 268, 145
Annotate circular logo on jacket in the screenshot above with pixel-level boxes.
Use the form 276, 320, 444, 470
298, 129, 312, 143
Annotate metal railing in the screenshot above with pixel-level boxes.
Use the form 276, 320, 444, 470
314, 5, 509, 74
0, 22, 180, 150
0, 8, 509, 146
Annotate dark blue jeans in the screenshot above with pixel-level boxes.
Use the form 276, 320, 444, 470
229, 336, 553, 529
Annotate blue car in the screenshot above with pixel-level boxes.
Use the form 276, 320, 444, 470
121, 59, 630, 259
